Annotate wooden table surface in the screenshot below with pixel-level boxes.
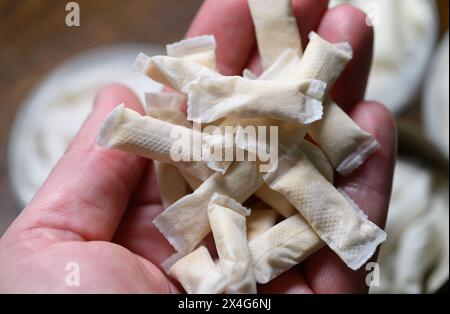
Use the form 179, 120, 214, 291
0, 0, 448, 235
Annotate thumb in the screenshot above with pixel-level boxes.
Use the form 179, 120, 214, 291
7, 84, 147, 243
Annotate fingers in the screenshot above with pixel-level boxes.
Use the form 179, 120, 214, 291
186, 0, 255, 75
129, 162, 161, 206
292, 0, 329, 48
337, 102, 397, 227
317, 4, 374, 111
246, 0, 328, 75
302, 101, 397, 293
11, 84, 148, 243
113, 204, 175, 268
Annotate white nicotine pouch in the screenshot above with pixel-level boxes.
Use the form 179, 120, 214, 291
97, 104, 193, 162
153, 161, 263, 254
133, 54, 219, 94
169, 246, 228, 294
249, 213, 323, 283
308, 97, 380, 175
295, 32, 380, 175
186, 76, 325, 124
263, 146, 386, 270
145, 92, 192, 208
246, 208, 279, 241
144, 92, 189, 126
254, 184, 297, 218
293, 32, 353, 88
97, 104, 217, 180
166, 35, 217, 71
253, 140, 334, 218
248, 0, 302, 69
208, 193, 257, 294
299, 140, 334, 183
155, 162, 191, 209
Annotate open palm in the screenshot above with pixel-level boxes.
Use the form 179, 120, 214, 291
0, 0, 396, 293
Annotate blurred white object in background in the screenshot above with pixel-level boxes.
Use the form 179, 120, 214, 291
329, 0, 438, 113
423, 31, 449, 159
370, 159, 449, 293
9, 44, 164, 208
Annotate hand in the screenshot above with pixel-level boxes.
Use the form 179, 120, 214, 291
0, 0, 396, 293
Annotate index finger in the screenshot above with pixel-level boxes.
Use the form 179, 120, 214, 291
317, 4, 374, 111
186, 0, 255, 75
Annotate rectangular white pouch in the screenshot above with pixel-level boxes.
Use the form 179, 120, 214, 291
97, 104, 195, 162
256, 33, 352, 87
134, 54, 219, 94
248, 0, 302, 69
299, 140, 334, 183
187, 75, 325, 124
263, 146, 387, 270
249, 213, 323, 283
97, 104, 222, 180
146, 92, 192, 208
253, 139, 334, 218
308, 97, 381, 175
246, 208, 279, 241
207, 193, 257, 294
293, 32, 380, 175
166, 34, 217, 71
254, 184, 296, 218
292, 32, 353, 88
155, 162, 191, 209
168, 246, 228, 294
153, 161, 263, 254
144, 92, 188, 122
233, 121, 332, 217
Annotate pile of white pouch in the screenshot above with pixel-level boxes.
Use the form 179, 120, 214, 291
9, 0, 448, 294
97, 0, 386, 293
